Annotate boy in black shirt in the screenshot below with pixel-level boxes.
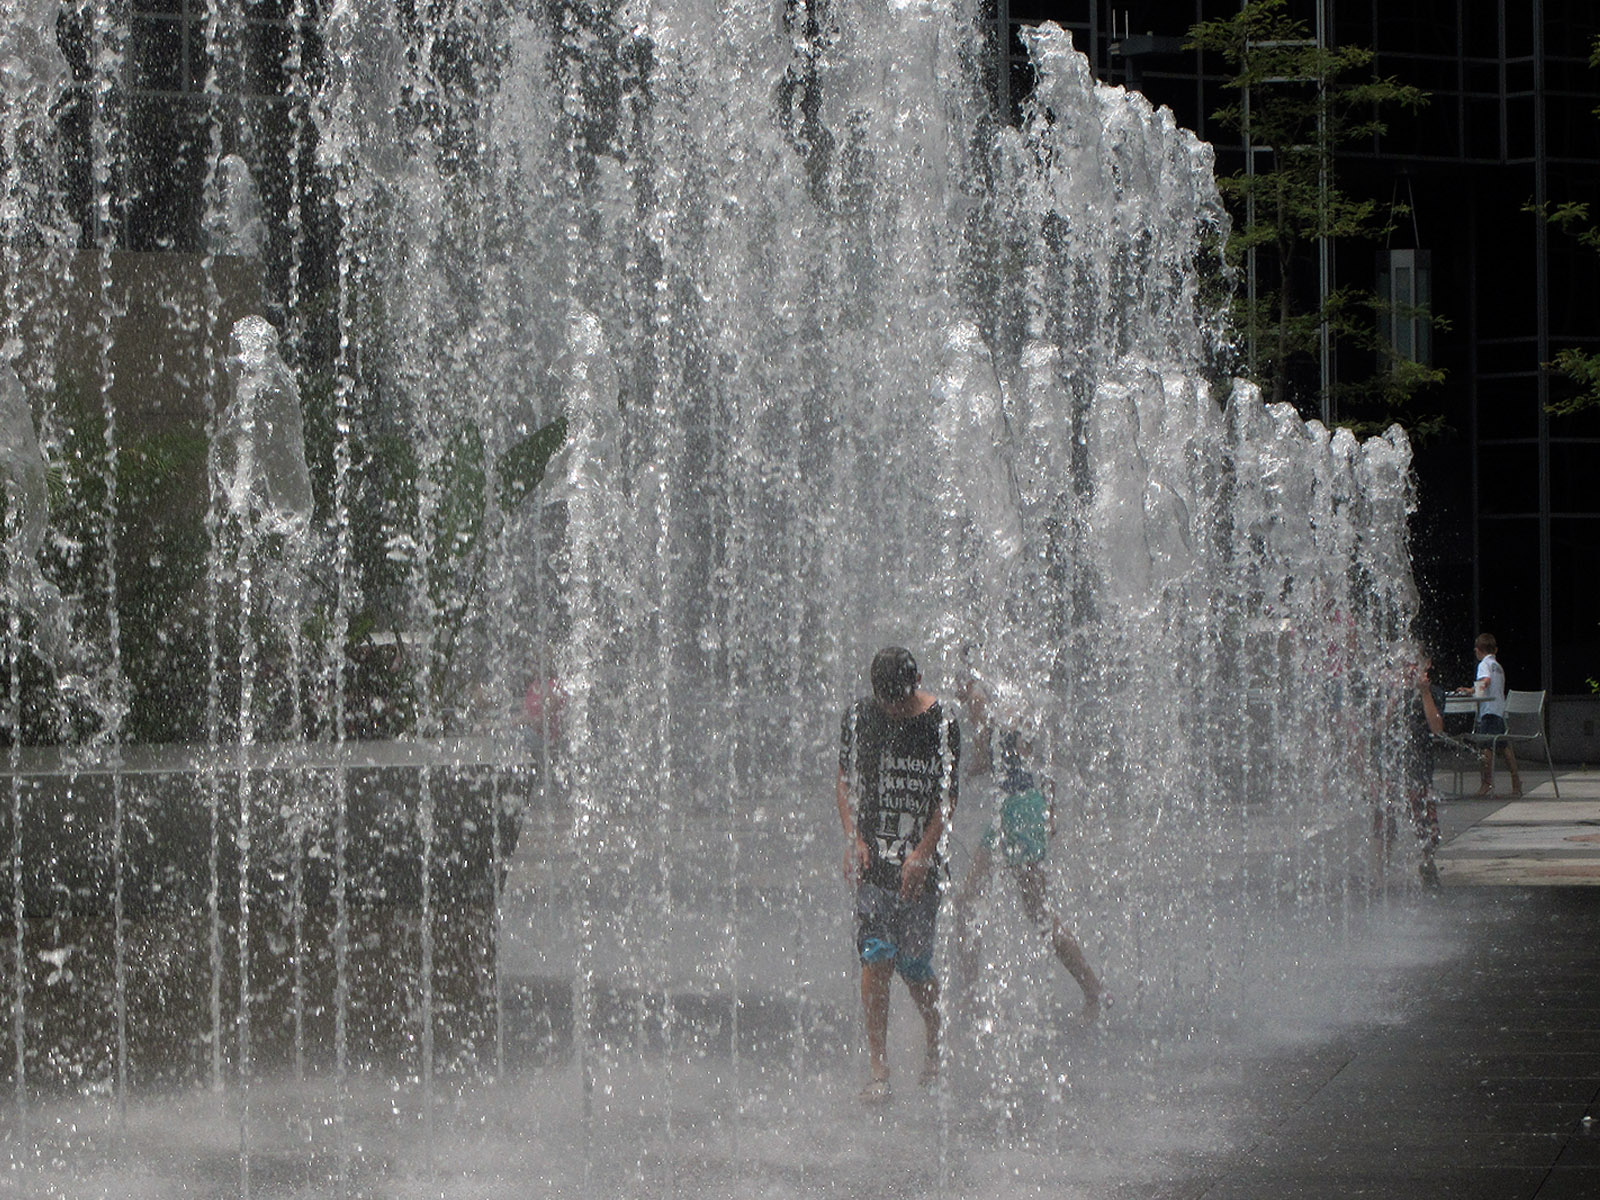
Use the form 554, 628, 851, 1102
836, 647, 960, 1103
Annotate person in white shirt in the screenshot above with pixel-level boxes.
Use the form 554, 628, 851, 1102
1457, 633, 1522, 798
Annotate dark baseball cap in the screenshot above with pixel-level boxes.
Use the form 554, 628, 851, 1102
871, 646, 919, 703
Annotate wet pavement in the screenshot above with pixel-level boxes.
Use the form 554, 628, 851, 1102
4, 770, 1598, 1197
474, 768, 1600, 1199
1155, 768, 1600, 1200
1152, 887, 1600, 1199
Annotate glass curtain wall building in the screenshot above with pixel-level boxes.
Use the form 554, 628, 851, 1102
56, 0, 319, 276
989, 0, 1600, 699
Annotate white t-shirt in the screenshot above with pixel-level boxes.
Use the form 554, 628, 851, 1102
1475, 654, 1506, 720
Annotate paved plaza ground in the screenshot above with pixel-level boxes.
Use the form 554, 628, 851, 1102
4, 767, 1597, 1197
481, 766, 1600, 1199
1153, 767, 1600, 1199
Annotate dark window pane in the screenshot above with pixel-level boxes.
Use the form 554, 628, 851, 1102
1551, 517, 1600, 694
1372, 13, 1406, 50
1134, 0, 1199, 32
124, 95, 210, 251
1009, 58, 1034, 120
1545, 0, 1600, 45
1476, 212, 1537, 333
1007, 20, 1031, 58
1551, 443, 1600, 514
1462, 0, 1502, 59
130, 16, 184, 93
1476, 375, 1541, 440
1477, 441, 1540, 513
1379, 108, 1418, 157
1013, 0, 1075, 20
1505, 95, 1534, 157
1544, 57, 1598, 94
1477, 342, 1539, 380
1464, 60, 1501, 96
1464, 96, 1501, 159
1475, 518, 1542, 682
1550, 218, 1600, 337
1332, 7, 1375, 46
1395, 56, 1460, 94
1548, 94, 1600, 160
1505, 7, 1534, 59
55, 90, 94, 246
185, 17, 212, 93
1412, 95, 1462, 159
245, 20, 289, 96
1412, 434, 1475, 559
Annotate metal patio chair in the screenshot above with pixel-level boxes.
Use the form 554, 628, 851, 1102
1431, 729, 1483, 798
1468, 689, 1561, 799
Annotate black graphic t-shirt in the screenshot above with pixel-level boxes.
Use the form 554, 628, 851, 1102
838, 699, 960, 895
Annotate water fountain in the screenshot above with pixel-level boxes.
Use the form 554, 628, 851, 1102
2, 0, 1427, 1193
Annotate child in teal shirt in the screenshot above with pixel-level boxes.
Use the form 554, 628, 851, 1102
952, 677, 1104, 1022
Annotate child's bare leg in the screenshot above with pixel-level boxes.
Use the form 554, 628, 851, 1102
906, 974, 941, 1082
1016, 863, 1102, 1019
1502, 743, 1522, 795
861, 960, 894, 1084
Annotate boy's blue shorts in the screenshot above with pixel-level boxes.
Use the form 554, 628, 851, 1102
855, 881, 939, 982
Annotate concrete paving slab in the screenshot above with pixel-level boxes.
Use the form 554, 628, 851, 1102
1529, 774, 1600, 799
1439, 858, 1600, 885
1538, 1170, 1600, 1200
1432, 766, 1600, 803
1434, 775, 1600, 884
1556, 1130, 1600, 1166
1481, 800, 1600, 823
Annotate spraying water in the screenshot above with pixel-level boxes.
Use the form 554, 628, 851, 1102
0, 3, 1430, 1194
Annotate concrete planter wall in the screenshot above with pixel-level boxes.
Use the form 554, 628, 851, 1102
1550, 696, 1600, 765
1, 737, 539, 1094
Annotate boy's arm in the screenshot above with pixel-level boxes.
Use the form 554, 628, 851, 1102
837, 768, 867, 880
1420, 679, 1445, 735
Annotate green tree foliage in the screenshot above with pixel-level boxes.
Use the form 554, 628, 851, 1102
1187, 0, 1443, 434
